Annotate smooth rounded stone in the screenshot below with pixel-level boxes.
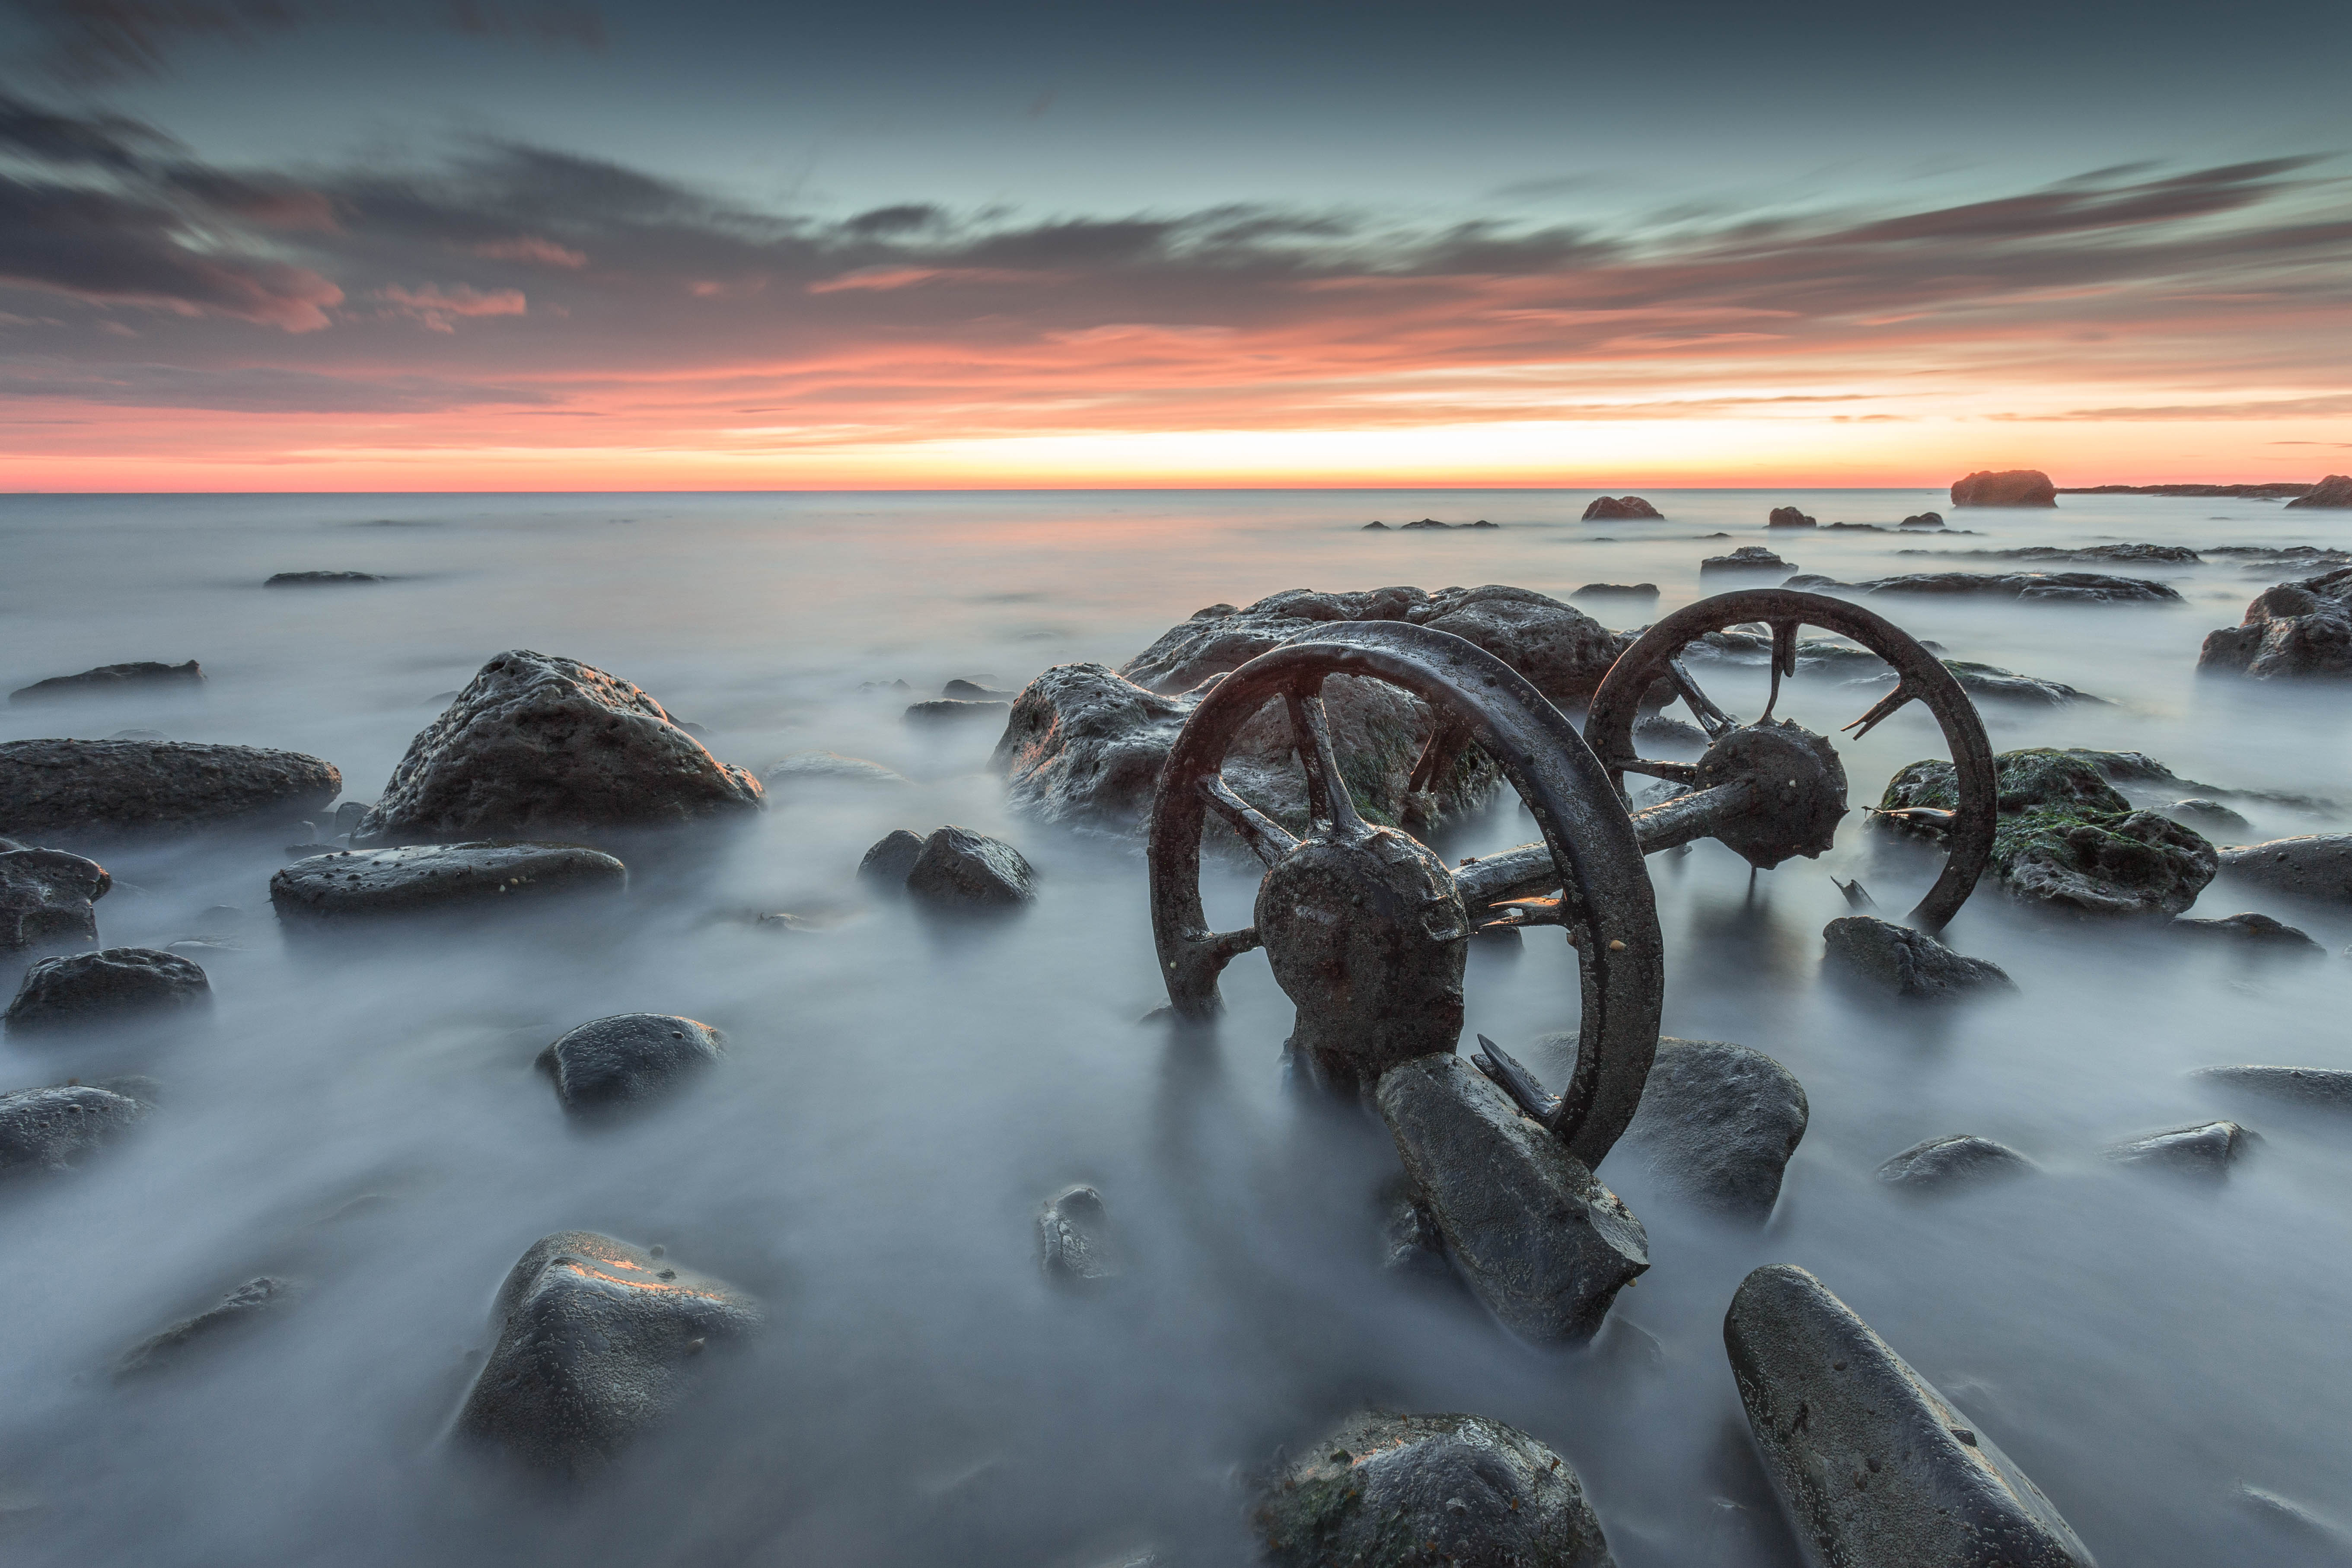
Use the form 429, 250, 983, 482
2198, 567, 2352, 679
4, 947, 209, 1034
1571, 582, 1659, 598
1901, 511, 1945, 528
1726, 1264, 2094, 1568
2106, 1120, 2259, 1178
2191, 1065, 2352, 1111
1582, 494, 1663, 520
858, 829, 927, 888
1593, 1033, 1807, 1225
2283, 474, 2352, 509
905, 698, 1011, 726
0, 739, 340, 839
2217, 834, 2352, 905
114, 1276, 297, 1379
0, 1082, 148, 1176
1768, 506, 1818, 528
1252, 1409, 1615, 1568
764, 750, 912, 787
1876, 1135, 2036, 1193
8, 660, 204, 704
264, 570, 384, 586
1822, 917, 2014, 1000
536, 1014, 723, 1114
352, 650, 762, 846
0, 845, 110, 952
269, 842, 627, 919
1374, 1053, 1648, 1345
2169, 911, 2324, 954
1949, 468, 2058, 507
2162, 797, 2251, 834
1036, 1184, 1120, 1288
905, 825, 1035, 907
1702, 545, 1796, 575
453, 1230, 760, 1474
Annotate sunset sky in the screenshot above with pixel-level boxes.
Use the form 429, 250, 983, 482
3, 0, 2349, 490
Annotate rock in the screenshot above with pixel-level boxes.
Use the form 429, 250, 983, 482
1876, 1135, 2036, 1193
1571, 582, 1658, 598
536, 1014, 723, 1114
1036, 1185, 1119, 1288
1253, 1409, 1615, 1568
1582, 495, 1663, 520
1634, 714, 1707, 749
453, 1231, 760, 1473
4, 947, 209, 1034
858, 829, 926, 888
1412, 586, 1630, 705
0, 844, 109, 952
9, 661, 204, 704
269, 843, 626, 920
1725, 1264, 2094, 1567
351, 650, 761, 846
1900, 543, 2198, 565
1376, 1176, 1452, 1283
1701, 546, 1796, 576
1847, 659, 2103, 708
2161, 798, 2250, 834
1822, 917, 2014, 999
2106, 1120, 2259, 1178
0, 739, 340, 840
1374, 1053, 1648, 1345
264, 571, 385, 586
905, 698, 1010, 725
904, 826, 1035, 907
1901, 511, 1945, 528
2169, 912, 2324, 954
2282, 474, 2352, 509
2197, 567, 2352, 679
1853, 572, 2180, 603
764, 751, 912, 787
1949, 469, 2058, 507
1767, 506, 1817, 529
1400, 517, 1451, 529
2236, 1485, 2352, 1560
1361, 520, 1390, 530
942, 679, 1016, 701
0, 1082, 147, 1176
114, 1277, 296, 1379
1603, 1035, 1807, 1224
2216, 834, 2352, 905
2192, 1066, 2352, 1111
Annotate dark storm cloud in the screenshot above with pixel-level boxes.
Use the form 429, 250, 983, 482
0, 87, 174, 167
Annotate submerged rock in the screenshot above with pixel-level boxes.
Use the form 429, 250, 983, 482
2198, 567, 2352, 679
1608, 1034, 1807, 1225
1876, 1135, 2036, 1193
1949, 468, 2058, 507
4, 947, 209, 1034
1901, 511, 1945, 528
1036, 1185, 1120, 1288
2107, 1120, 2258, 1178
0, 844, 109, 952
2216, 834, 2352, 905
2191, 1066, 2352, 1111
0, 739, 340, 839
1822, 917, 2014, 999
858, 829, 927, 888
764, 751, 911, 787
1571, 582, 1659, 598
905, 698, 1010, 726
115, 1277, 297, 1379
1582, 494, 1663, 520
269, 843, 626, 920
1701, 545, 1796, 576
1253, 1409, 1615, 1568
352, 650, 761, 846
536, 1014, 723, 1114
2161, 798, 2250, 835
1847, 659, 2104, 708
0, 1081, 148, 1176
1797, 570, 2180, 603
2169, 912, 2324, 954
1767, 506, 1817, 529
1375, 1053, 1647, 1345
264, 571, 385, 586
905, 826, 1035, 907
9, 661, 204, 704
2282, 474, 2352, 509
453, 1231, 760, 1473
1726, 1264, 2094, 1567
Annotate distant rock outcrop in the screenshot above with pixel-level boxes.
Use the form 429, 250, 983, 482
1767, 506, 1817, 529
1581, 495, 1663, 521
2199, 567, 2352, 679
10, 661, 204, 704
1949, 469, 2057, 507
2283, 474, 2352, 509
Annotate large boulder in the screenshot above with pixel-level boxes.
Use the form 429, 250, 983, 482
1374, 1053, 1648, 1345
5, 947, 209, 1034
9, 660, 203, 704
1822, 916, 2014, 1000
453, 1231, 760, 1473
1606, 1034, 1807, 1225
0, 739, 340, 840
0, 843, 109, 952
1582, 495, 1663, 520
1252, 1409, 1616, 1568
1949, 469, 2058, 507
1876, 1134, 2036, 1193
1702, 545, 1797, 576
2283, 474, 2352, 509
904, 825, 1036, 907
2198, 567, 2352, 679
1768, 506, 1817, 529
0, 1081, 147, 1176
352, 651, 762, 846
1726, 1264, 2095, 1567
269, 842, 627, 920
536, 1014, 723, 1114
2215, 834, 2352, 905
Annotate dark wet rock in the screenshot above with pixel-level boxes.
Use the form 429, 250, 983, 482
1376, 1175, 1452, 1284
2170, 911, 2324, 954
1882, 750, 2218, 916
453, 1231, 760, 1473
2162, 797, 2250, 834
4, 947, 209, 1034
270, 843, 626, 920
1253, 1409, 1615, 1568
1411, 586, 1631, 705
1862, 571, 2180, 603
331, 800, 368, 838
1702, 545, 1796, 576
1851, 659, 2104, 707
0, 739, 340, 840
1375, 1053, 1647, 1345
1767, 506, 1817, 529
1949, 468, 2058, 507
2198, 566, 2352, 680
942, 679, 1017, 701
1400, 517, 1451, 529
1037, 1184, 1120, 1288
264, 571, 385, 586
1822, 916, 2014, 999
2192, 1065, 2352, 1111
2283, 473, 2352, 509
1726, 1263, 2094, 1568
536, 1014, 723, 1114
0, 845, 109, 953
2107, 1120, 2259, 1178
1571, 582, 1659, 598
1876, 1135, 2036, 1193
1616, 1036, 1806, 1224
2216, 834, 2352, 905
1927, 542, 2196, 565
765, 751, 911, 787
9, 661, 204, 704
905, 698, 1010, 725
0, 1082, 147, 1176
905, 825, 1035, 907
352, 650, 761, 846
1582, 495, 1663, 521
1361, 520, 1390, 530
114, 1277, 297, 1379
858, 829, 927, 888
1901, 511, 1945, 528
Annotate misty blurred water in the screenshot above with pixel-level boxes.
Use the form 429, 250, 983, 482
0, 488, 2349, 1566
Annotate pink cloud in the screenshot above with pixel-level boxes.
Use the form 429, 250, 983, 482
473, 237, 589, 268
807, 266, 1066, 293
377, 284, 528, 332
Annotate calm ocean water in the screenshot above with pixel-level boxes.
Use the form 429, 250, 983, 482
1, 488, 2348, 1565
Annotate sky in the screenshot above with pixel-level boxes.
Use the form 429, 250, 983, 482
1, 0, 2349, 490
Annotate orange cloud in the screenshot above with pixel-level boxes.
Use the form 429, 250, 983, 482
376, 284, 529, 332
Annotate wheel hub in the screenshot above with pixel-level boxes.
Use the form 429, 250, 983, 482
1692, 720, 1848, 870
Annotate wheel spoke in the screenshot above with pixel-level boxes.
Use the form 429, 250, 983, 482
1842, 679, 1916, 739
1405, 716, 1468, 795
1607, 755, 1700, 784
1667, 657, 1737, 738
1193, 926, 1262, 970
1285, 687, 1365, 835
1761, 619, 1801, 722
1198, 774, 1299, 867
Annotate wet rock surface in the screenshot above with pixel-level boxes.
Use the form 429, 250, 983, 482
10, 660, 204, 704
2161, 797, 2250, 835
5, 947, 209, 1034
1848, 659, 2104, 707
1901, 542, 2199, 565
1375, 1053, 1647, 1345
905, 698, 1010, 726
1701, 545, 1796, 575
904, 826, 1035, 907
2197, 567, 2352, 679
1901, 510, 1945, 528
1037, 1184, 1120, 1288
1822, 916, 2014, 999
1582, 494, 1662, 520
0, 844, 109, 952
2107, 1121, 2258, 1178
1876, 1135, 2036, 1193
1950, 468, 2058, 507
352, 650, 761, 845
2191, 1065, 2352, 1111
2169, 911, 2323, 953
0, 1081, 148, 1176
1603, 1034, 1807, 1225
453, 1230, 760, 1473
536, 1014, 723, 1114
269, 842, 627, 919
1571, 582, 1658, 599
858, 829, 927, 888
1787, 570, 2181, 603
0, 739, 341, 840
1727, 1263, 2094, 1567
2216, 834, 2352, 905
265, 571, 385, 586
115, 1276, 297, 1379
1252, 1409, 1616, 1568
